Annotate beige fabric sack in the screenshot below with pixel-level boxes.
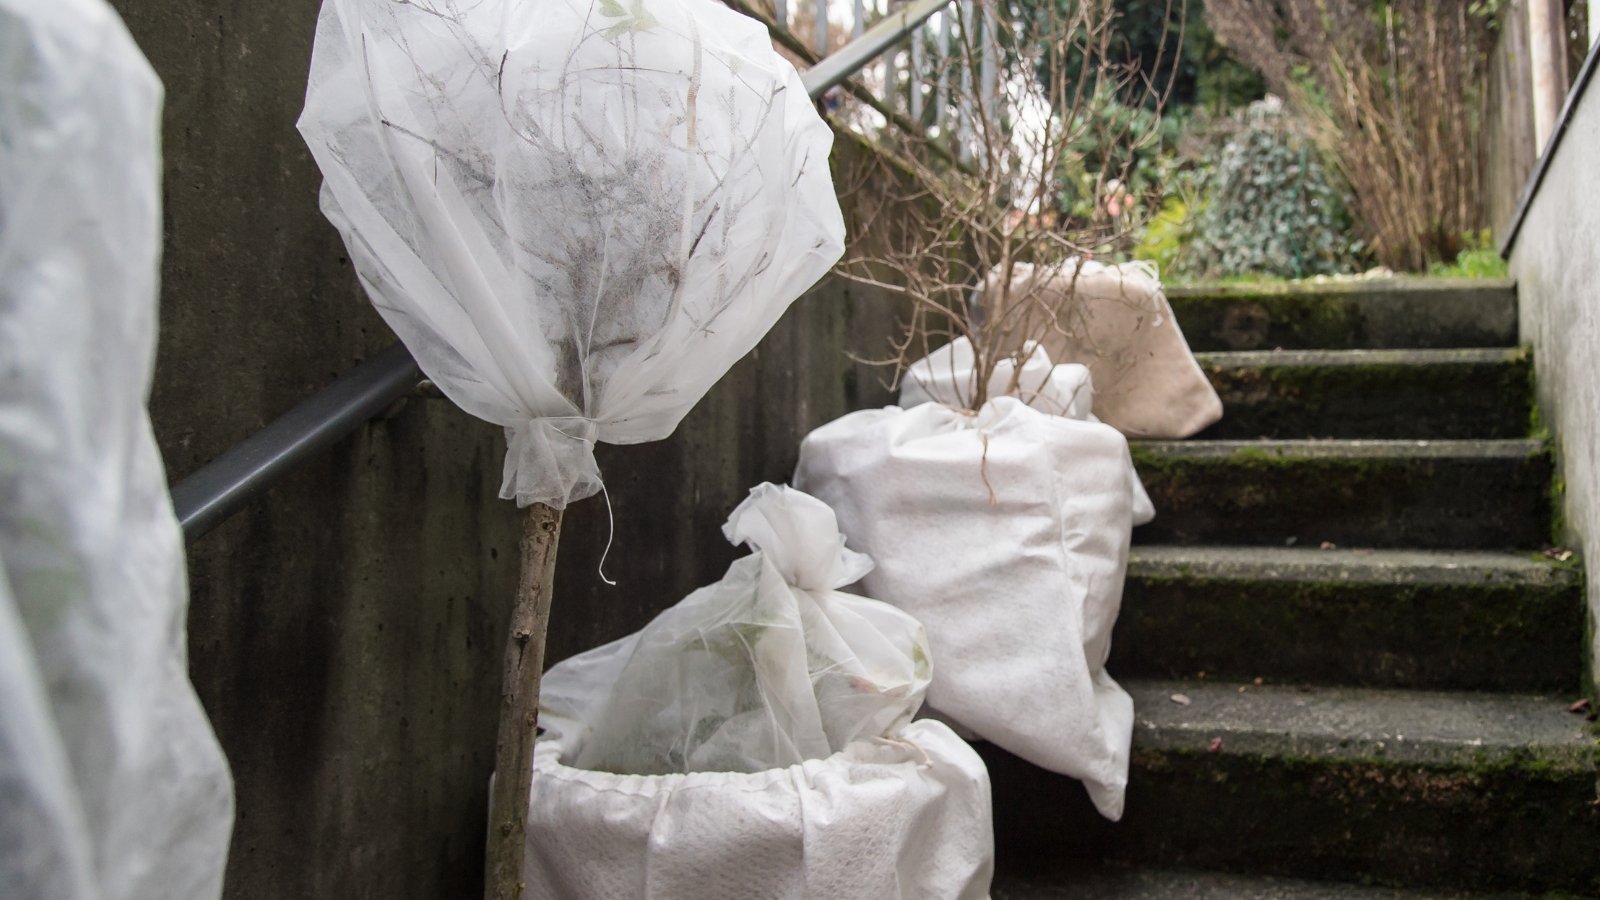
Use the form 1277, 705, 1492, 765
980, 260, 1222, 438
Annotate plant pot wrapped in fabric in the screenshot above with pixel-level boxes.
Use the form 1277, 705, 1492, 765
979, 259, 1222, 439
795, 339, 1152, 820
527, 484, 994, 899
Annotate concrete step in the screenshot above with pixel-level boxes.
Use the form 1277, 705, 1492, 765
992, 864, 1508, 899
1132, 439, 1553, 551
1111, 546, 1584, 692
1194, 348, 1532, 440
1168, 279, 1518, 352
986, 680, 1600, 893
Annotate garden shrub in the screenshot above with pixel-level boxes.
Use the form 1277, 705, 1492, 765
1183, 97, 1360, 279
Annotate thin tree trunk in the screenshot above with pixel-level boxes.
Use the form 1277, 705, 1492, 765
485, 502, 565, 900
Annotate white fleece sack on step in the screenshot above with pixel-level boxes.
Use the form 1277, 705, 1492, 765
525, 484, 993, 899
525, 719, 992, 899
979, 259, 1222, 438
795, 356, 1150, 820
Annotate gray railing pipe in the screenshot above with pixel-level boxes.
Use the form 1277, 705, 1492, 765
171, 343, 420, 538
800, 0, 948, 97
172, 0, 953, 540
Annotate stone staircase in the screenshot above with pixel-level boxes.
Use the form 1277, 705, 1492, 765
989, 279, 1600, 897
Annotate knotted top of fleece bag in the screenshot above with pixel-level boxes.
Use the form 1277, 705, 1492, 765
539, 483, 933, 775
298, 0, 845, 508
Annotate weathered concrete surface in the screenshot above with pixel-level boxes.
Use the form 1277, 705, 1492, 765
1507, 44, 1600, 700
1194, 348, 1533, 440
1122, 680, 1593, 767
109, 1, 897, 897
993, 865, 1514, 899
1115, 546, 1584, 691
1131, 439, 1553, 550
1166, 280, 1518, 352
986, 681, 1600, 893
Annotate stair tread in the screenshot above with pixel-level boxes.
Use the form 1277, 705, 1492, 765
992, 866, 1500, 899
1196, 347, 1525, 368
1123, 679, 1594, 770
1128, 545, 1578, 588
1132, 438, 1545, 459
1166, 278, 1518, 351
1168, 277, 1516, 299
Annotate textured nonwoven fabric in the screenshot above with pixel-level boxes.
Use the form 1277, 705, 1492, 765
795, 392, 1146, 821
298, 0, 845, 508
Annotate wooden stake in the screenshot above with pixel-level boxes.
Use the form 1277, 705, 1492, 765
485, 502, 564, 900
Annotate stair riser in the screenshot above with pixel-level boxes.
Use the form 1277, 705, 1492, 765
1111, 575, 1585, 692
1195, 358, 1532, 440
986, 746, 1600, 893
1169, 282, 1517, 352
1133, 452, 1553, 550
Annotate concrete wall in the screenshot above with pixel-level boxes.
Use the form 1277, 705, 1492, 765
1506, 47, 1600, 698
110, 2, 895, 896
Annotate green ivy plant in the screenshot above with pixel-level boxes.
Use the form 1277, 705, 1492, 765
1183, 97, 1362, 279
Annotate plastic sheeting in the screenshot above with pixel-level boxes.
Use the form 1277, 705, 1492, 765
541, 484, 933, 776
298, 0, 846, 509
0, 1, 234, 896
527, 485, 992, 899
795, 346, 1151, 820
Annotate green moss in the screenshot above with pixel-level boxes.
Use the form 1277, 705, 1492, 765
1116, 568, 1584, 691
1108, 749, 1600, 892
1200, 354, 1533, 440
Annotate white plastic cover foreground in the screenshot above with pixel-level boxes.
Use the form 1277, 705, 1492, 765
298, 0, 846, 509
526, 719, 994, 899
540, 484, 933, 776
796, 369, 1150, 819
0, 1, 234, 896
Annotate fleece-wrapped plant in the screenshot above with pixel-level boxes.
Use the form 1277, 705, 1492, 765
1, 1, 234, 896
527, 485, 993, 899
298, 3, 845, 894
797, 340, 1153, 821
298, 0, 844, 509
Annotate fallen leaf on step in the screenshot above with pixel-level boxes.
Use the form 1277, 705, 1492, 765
1543, 547, 1575, 562
1170, 693, 1191, 706
1208, 737, 1223, 753
1253, 677, 1265, 686
1567, 698, 1591, 714
1319, 541, 1337, 550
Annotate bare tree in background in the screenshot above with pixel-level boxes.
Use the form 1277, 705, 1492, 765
1205, 0, 1497, 270
832, 0, 1187, 410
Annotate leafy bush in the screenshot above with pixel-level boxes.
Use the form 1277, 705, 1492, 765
1182, 98, 1360, 279
1205, 0, 1497, 271
1132, 195, 1193, 278
1428, 230, 1508, 279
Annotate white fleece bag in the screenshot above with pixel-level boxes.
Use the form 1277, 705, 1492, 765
980, 259, 1223, 438
526, 484, 994, 899
0, 1, 234, 895
299, 0, 844, 509
795, 339, 1151, 820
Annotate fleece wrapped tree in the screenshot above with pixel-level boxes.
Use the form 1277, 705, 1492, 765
297, 1, 844, 895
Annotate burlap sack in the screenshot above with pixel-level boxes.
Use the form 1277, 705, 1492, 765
981, 260, 1222, 438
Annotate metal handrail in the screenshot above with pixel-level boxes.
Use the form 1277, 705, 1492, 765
171, 343, 419, 538
171, 0, 954, 540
